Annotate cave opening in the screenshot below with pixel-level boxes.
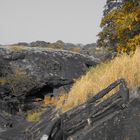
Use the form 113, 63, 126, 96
85, 63, 93, 69
25, 84, 55, 102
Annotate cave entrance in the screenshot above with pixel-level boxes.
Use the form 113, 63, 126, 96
38, 85, 54, 97
85, 63, 93, 69
25, 85, 54, 102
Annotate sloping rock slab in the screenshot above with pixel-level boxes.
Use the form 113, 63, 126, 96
81, 98, 140, 140
0, 79, 133, 140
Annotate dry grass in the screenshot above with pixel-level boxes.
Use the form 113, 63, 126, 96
9, 45, 26, 52
26, 109, 43, 122
0, 78, 6, 85
47, 48, 140, 113
6, 68, 27, 94
70, 47, 81, 53
0, 68, 26, 86
47, 43, 64, 50
44, 94, 68, 109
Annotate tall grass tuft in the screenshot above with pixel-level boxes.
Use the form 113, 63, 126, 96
45, 48, 140, 112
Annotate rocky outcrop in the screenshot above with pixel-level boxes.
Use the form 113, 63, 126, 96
0, 45, 100, 115
11, 41, 115, 62
1, 79, 139, 140
81, 97, 140, 140
13, 41, 50, 47
47, 79, 130, 140
1, 44, 140, 140
29, 41, 50, 47
0, 45, 99, 96
0, 76, 140, 140
81, 43, 96, 55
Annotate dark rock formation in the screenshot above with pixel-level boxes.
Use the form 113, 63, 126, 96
1, 44, 140, 140
14, 41, 50, 47
15, 42, 29, 46
0, 78, 140, 140
81, 98, 140, 140
64, 43, 84, 50
0, 45, 99, 96
81, 43, 116, 62
0, 79, 133, 140
0, 45, 100, 115
29, 41, 50, 47
10, 41, 115, 62
48, 79, 130, 140
80, 43, 97, 56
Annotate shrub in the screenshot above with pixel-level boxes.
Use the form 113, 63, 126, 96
47, 40, 64, 50
9, 45, 26, 52
26, 109, 43, 122
69, 47, 81, 53
0, 78, 6, 85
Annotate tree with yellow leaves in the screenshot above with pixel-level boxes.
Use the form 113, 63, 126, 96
98, 0, 140, 54
97, 0, 122, 50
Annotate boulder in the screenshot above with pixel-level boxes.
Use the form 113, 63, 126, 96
29, 41, 50, 47
0, 45, 99, 97
2, 45, 139, 140
0, 45, 100, 114
81, 44, 117, 62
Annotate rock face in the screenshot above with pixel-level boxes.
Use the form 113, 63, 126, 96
1, 45, 140, 140
81, 98, 140, 140
0, 45, 100, 115
1, 79, 140, 140
0, 76, 140, 140
12, 41, 115, 62
0, 46, 99, 96
14, 41, 50, 47
29, 41, 50, 47
48, 79, 130, 140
